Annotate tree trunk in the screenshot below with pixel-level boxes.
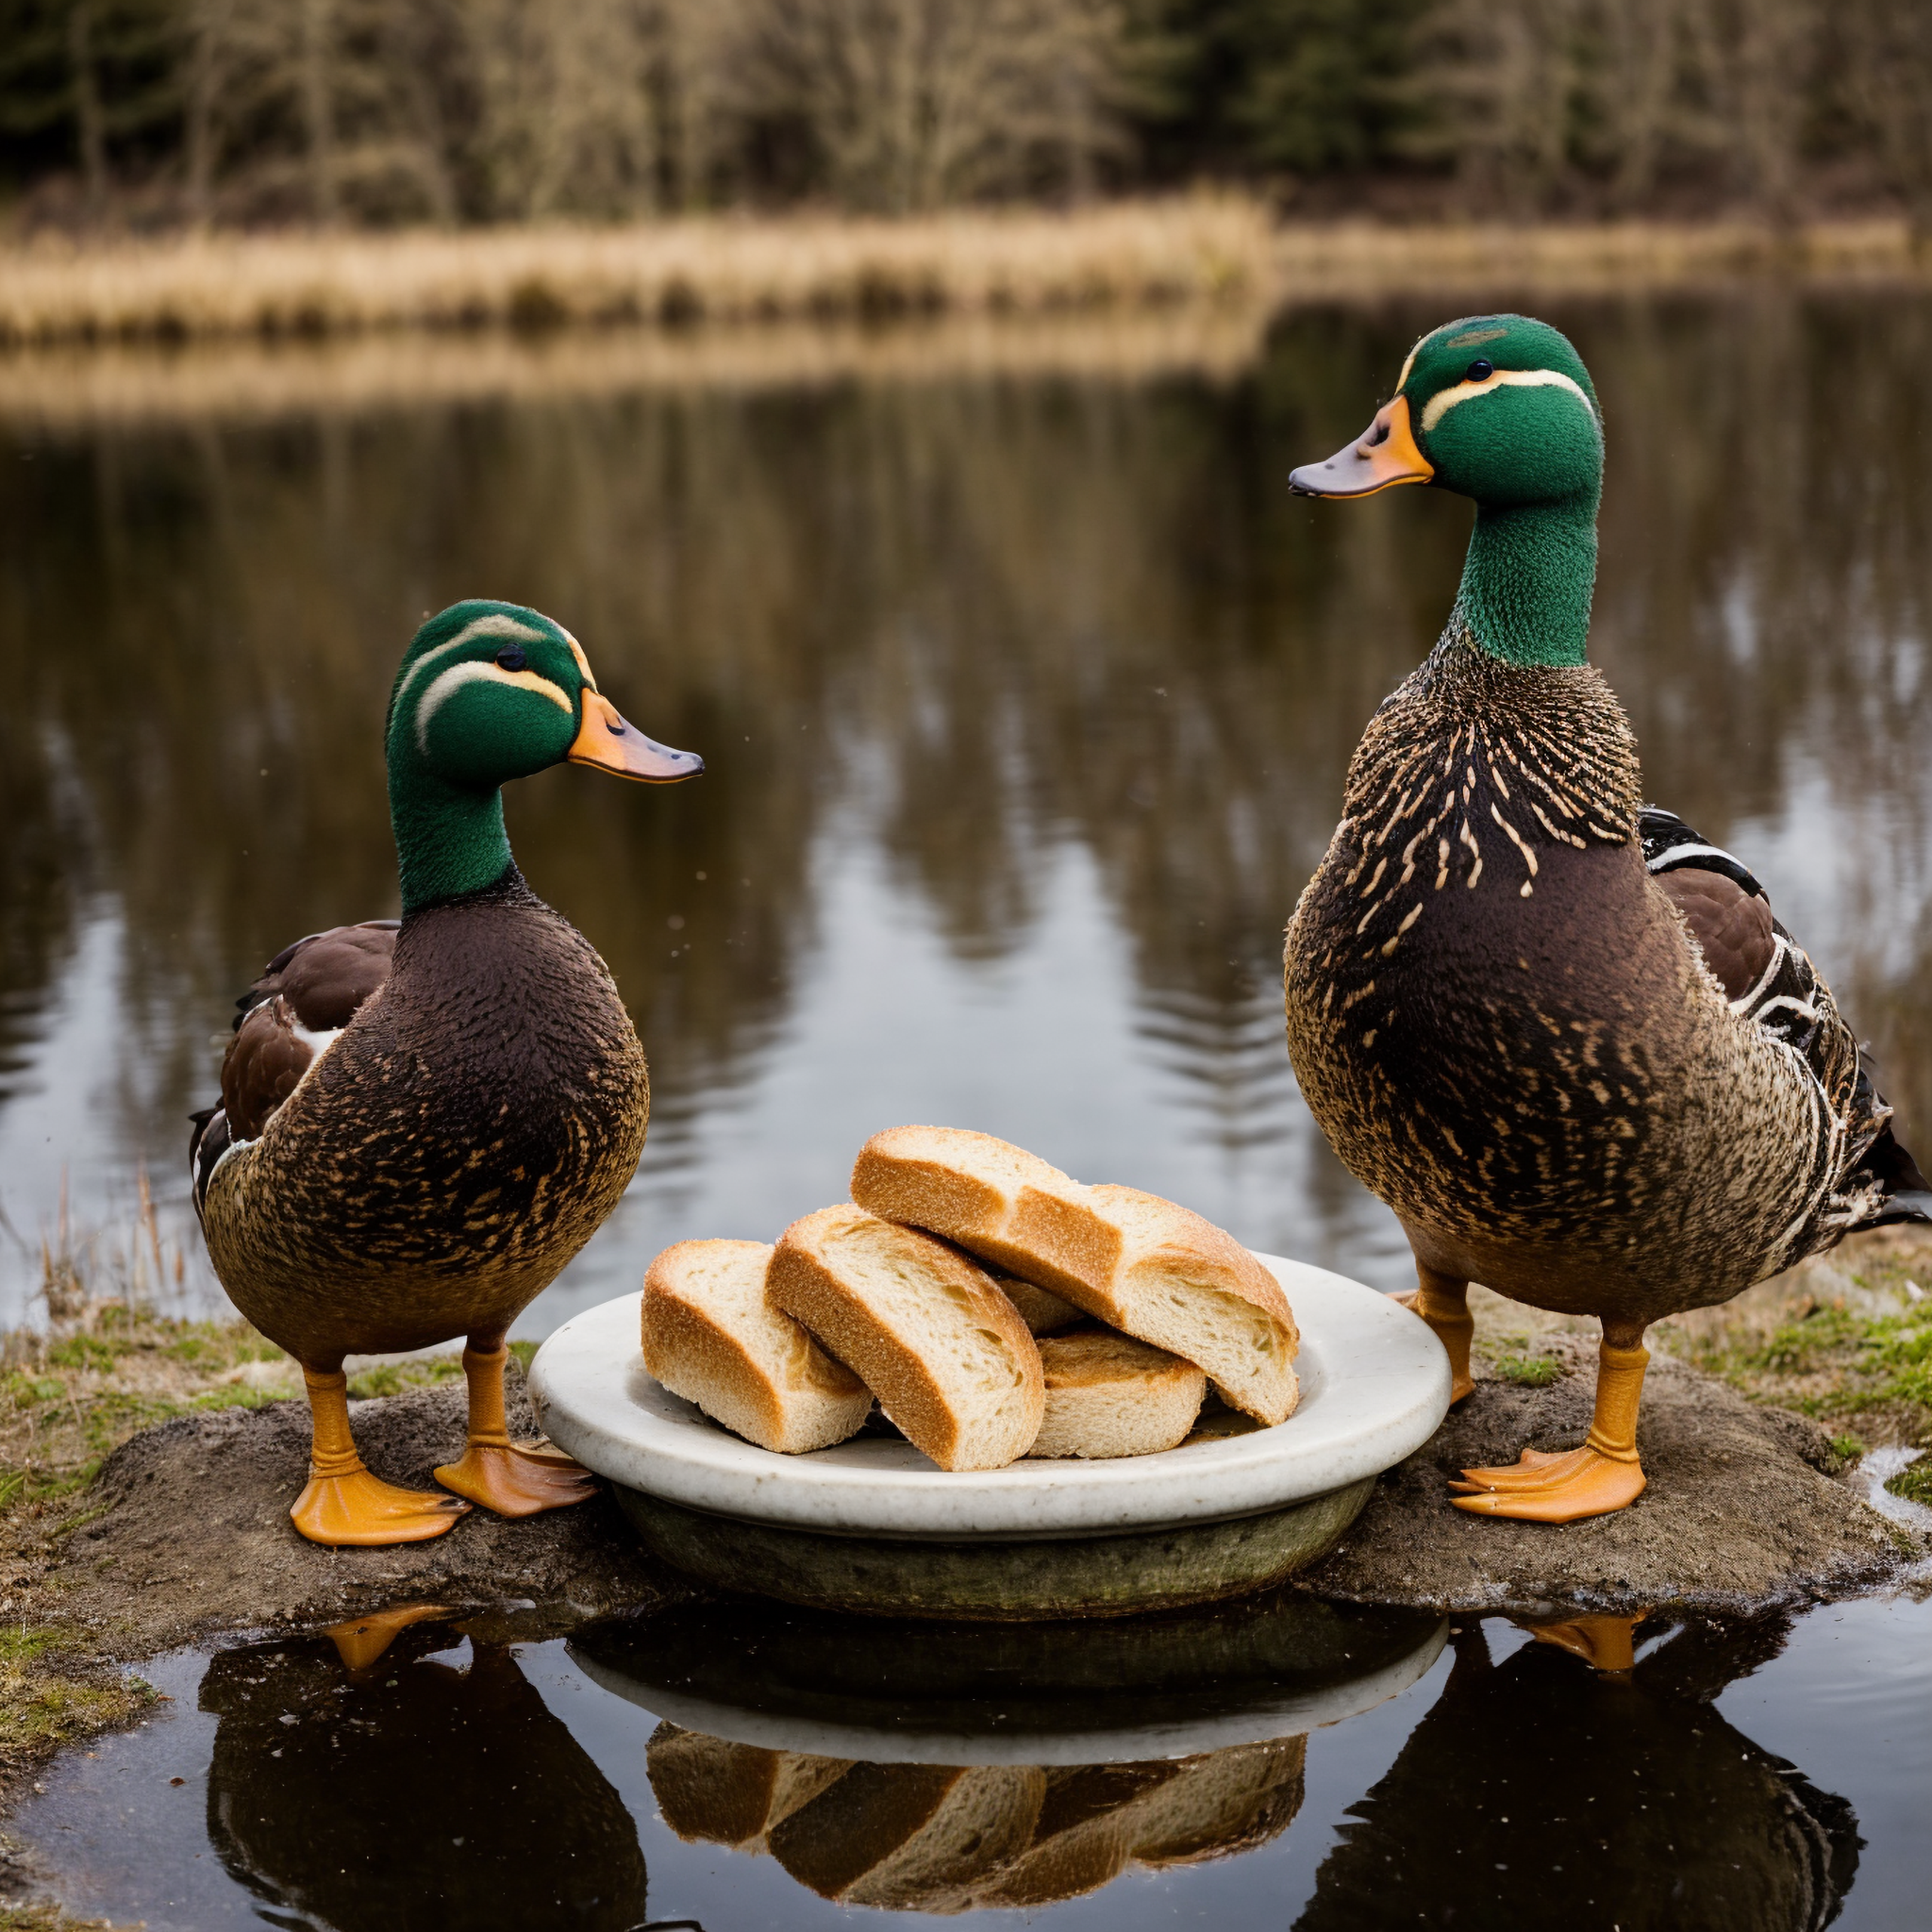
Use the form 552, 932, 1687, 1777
299, 0, 340, 224
185, 3, 219, 227
67, 0, 109, 221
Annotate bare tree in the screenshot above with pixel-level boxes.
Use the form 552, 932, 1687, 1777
1408, 0, 1832, 218
1705, 0, 1815, 224
67, 0, 111, 214
736, 0, 1124, 212
1836, 0, 1932, 242
1589, 0, 1686, 209
449, 0, 662, 219
1406, 0, 1585, 212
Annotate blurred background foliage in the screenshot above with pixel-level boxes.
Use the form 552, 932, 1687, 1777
0, 0, 1926, 229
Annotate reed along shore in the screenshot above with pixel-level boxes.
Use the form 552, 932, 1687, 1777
2, 203, 1926, 351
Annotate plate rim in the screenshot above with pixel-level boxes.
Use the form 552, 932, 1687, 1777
530, 1251, 1448, 1541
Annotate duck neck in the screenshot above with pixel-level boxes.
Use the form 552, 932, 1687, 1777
388, 759, 515, 914
1453, 492, 1599, 670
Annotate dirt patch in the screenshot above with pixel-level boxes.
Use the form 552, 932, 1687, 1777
30, 1359, 691, 1668
28, 1339, 1919, 1659
5, 1234, 1929, 1812
1305, 1334, 1920, 1613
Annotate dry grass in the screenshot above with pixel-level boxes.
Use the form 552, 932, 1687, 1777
1271, 216, 1932, 296
0, 198, 1271, 347
1, 207, 1924, 358
1, 208, 1925, 428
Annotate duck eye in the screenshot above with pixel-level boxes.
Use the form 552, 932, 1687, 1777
494, 645, 527, 672
1466, 358, 1495, 382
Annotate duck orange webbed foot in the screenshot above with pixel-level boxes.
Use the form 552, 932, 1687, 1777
1524, 1611, 1648, 1674
1450, 1446, 1646, 1523
292, 1468, 471, 1546
324, 1602, 453, 1674
1451, 1444, 1595, 1491
293, 1365, 470, 1546
434, 1441, 599, 1517
434, 1340, 598, 1518
1449, 1329, 1652, 1523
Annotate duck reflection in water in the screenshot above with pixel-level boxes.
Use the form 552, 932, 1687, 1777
1296, 1613, 1859, 1932
198, 1608, 649, 1932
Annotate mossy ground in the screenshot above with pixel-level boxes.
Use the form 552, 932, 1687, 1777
1469, 1225, 1932, 1502
0, 1210, 525, 1831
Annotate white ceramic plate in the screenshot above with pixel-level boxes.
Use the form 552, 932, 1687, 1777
530, 1253, 1448, 1542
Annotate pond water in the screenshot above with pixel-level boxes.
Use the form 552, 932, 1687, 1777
10, 1582, 1932, 1929
4, 291, 1930, 1332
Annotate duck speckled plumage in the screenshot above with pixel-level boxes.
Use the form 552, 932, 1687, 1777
198, 875, 647, 1361
1285, 316, 1928, 1524
191, 600, 702, 1547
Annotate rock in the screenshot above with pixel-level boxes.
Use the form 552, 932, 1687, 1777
35, 1342, 1919, 1665
44, 1357, 692, 1663
1302, 1338, 1919, 1613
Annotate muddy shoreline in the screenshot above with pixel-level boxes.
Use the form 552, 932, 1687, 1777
3, 1234, 1928, 1845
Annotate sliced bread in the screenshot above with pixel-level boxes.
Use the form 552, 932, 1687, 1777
1027, 1327, 1206, 1459
961, 1762, 1177, 1908
994, 1272, 1086, 1337
645, 1722, 851, 1850
641, 1239, 873, 1455
851, 1125, 1117, 1299
1125, 1737, 1307, 1867
850, 1128, 1298, 1425
768, 1206, 1044, 1472
1083, 1185, 1299, 1425
768, 1761, 1044, 1908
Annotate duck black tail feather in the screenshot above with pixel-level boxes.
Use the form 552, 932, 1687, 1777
1861, 1120, 1932, 1228
188, 1106, 230, 1225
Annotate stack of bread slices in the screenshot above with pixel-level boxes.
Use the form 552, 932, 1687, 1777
647, 1720, 1307, 1909
641, 1127, 1300, 1473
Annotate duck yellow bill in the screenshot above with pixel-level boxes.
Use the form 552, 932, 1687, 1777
1289, 394, 1434, 499
568, 691, 705, 782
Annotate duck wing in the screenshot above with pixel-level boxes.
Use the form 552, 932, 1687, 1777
190, 921, 399, 1218
1641, 808, 1931, 1232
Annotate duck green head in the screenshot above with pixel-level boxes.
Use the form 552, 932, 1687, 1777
385, 599, 703, 912
1291, 314, 1604, 669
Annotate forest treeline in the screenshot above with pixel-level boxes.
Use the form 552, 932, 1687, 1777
1, 0, 1927, 229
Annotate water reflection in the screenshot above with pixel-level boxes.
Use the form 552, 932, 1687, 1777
647, 1723, 1307, 1910
1299, 1613, 1861, 1932
199, 1613, 648, 1931
6, 1590, 1897, 1928
3, 291, 1929, 1325
569, 1590, 1447, 1757
578, 1591, 1437, 1913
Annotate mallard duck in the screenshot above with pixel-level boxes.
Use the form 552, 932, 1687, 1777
1283, 316, 1931, 1523
191, 600, 702, 1547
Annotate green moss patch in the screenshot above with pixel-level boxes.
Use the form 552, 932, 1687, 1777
1883, 1457, 1932, 1507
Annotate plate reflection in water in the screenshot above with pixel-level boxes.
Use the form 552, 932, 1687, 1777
15, 1585, 1931, 1930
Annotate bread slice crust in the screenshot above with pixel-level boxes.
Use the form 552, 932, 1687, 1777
769, 1205, 1045, 1472
1028, 1327, 1206, 1459
851, 1128, 1299, 1425
851, 1126, 1120, 1302
646, 1722, 851, 1850
1086, 1184, 1299, 1425
641, 1238, 872, 1455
